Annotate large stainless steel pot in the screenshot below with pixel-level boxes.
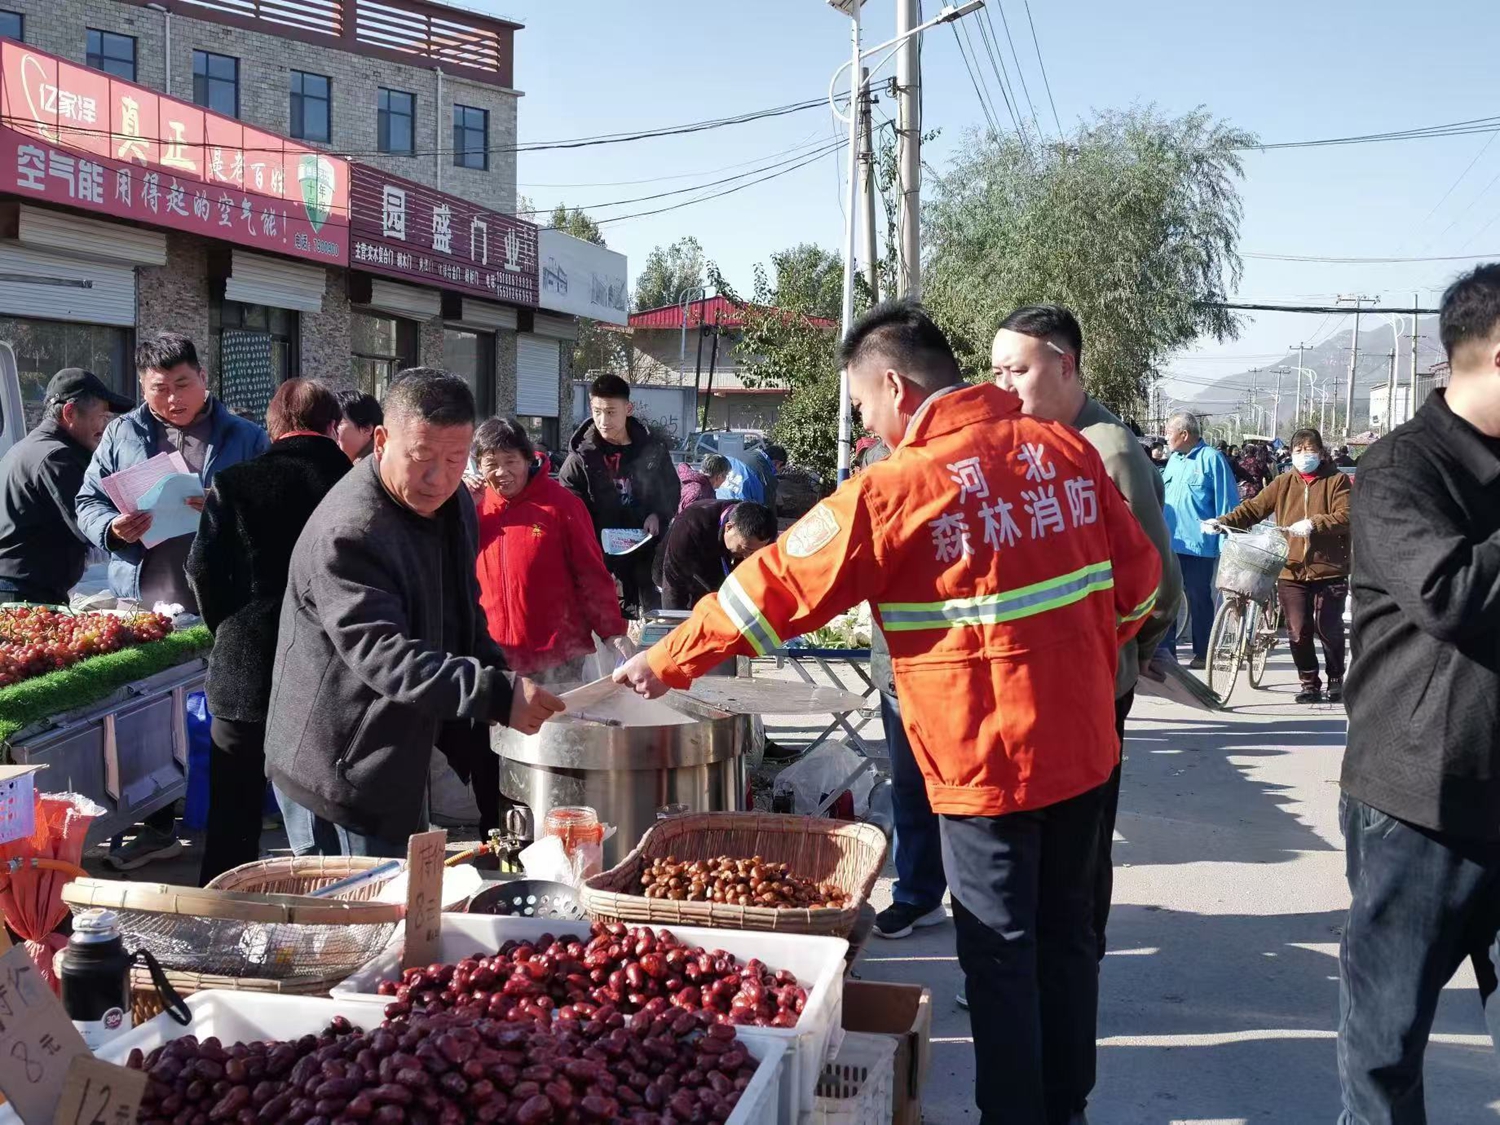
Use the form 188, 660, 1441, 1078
492, 693, 755, 866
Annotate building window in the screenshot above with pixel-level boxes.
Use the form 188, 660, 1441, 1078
378, 88, 415, 155
0, 11, 21, 41
290, 70, 331, 144
210, 296, 298, 424
86, 29, 136, 80
0, 318, 131, 432
453, 104, 488, 170
193, 50, 239, 118
351, 312, 416, 400
443, 327, 495, 415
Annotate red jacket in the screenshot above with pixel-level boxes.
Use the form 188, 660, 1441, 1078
476, 469, 626, 675
650, 384, 1161, 816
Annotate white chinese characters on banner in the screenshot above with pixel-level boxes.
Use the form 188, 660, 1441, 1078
431, 204, 452, 254
382, 185, 407, 239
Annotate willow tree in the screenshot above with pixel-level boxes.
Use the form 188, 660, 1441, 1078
923, 108, 1254, 417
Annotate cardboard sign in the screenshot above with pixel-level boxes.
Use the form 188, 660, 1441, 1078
0, 944, 90, 1124
402, 829, 448, 970
51, 1056, 144, 1125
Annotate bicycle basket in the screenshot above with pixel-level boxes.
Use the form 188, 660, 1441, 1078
1215, 529, 1289, 601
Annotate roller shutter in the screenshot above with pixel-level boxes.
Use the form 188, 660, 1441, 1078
0, 244, 135, 326
516, 334, 560, 417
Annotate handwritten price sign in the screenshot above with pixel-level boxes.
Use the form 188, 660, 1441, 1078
402, 829, 447, 970
51, 1056, 145, 1125
0, 944, 91, 1123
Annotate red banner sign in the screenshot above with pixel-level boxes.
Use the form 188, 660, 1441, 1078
0, 41, 349, 264
350, 165, 536, 307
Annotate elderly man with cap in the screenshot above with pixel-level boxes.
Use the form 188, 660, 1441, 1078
0, 369, 133, 605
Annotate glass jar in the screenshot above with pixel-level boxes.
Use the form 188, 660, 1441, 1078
544, 806, 605, 882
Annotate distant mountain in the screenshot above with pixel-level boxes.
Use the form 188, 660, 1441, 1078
1178, 316, 1444, 433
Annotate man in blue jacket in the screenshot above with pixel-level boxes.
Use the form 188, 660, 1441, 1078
76, 331, 269, 870
1160, 411, 1237, 668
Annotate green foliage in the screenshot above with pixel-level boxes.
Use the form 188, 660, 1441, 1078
923, 108, 1254, 417
549, 204, 605, 247
0, 625, 213, 744
707, 245, 863, 478
634, 237, 706, 313
540, 204, 624, 377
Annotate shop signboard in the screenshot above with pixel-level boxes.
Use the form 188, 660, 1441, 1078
0, 41, 349, 265
538, 227, 628, 325
350, 165, 537, 307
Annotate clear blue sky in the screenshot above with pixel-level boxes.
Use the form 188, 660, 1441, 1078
483, 0, 1500, 400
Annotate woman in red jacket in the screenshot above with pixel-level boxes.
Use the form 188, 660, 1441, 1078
473, 418, 632, 682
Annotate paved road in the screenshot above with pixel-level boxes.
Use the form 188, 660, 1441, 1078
855, 650, 1500, 1124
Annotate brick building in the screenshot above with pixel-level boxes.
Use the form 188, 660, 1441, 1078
0, 0, 616, 446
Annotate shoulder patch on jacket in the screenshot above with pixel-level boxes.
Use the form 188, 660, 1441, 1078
785, 503, 839, 558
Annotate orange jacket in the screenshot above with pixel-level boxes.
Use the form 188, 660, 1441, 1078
648, 384, 1162, 817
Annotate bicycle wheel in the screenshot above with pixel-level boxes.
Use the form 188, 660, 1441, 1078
1248, 599, 1280, 688
1207, 597, 1247, 699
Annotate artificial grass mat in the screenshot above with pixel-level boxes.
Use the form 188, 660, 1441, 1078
0, 625, 212, 744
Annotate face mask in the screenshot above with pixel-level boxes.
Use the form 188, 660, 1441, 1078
1292, 451, 1321, 474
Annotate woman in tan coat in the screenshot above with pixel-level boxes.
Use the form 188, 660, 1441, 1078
1215, 427, 1352, 704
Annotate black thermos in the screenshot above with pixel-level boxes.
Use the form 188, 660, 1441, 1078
58, 908, 134, 1049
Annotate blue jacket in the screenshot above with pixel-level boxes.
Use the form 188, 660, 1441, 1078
76, 399, 270, 601
713, 455, 766, 504
1162, 442, 1238, 557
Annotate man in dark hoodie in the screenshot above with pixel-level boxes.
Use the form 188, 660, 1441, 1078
560, 374, 680, 615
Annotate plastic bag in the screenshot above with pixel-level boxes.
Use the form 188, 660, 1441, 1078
772, 741, 877, 817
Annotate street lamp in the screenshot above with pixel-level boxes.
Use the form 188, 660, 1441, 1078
1372, 312, 1406, 432
827, 0, 986, 480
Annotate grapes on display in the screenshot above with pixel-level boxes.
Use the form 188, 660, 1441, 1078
0, 607, 172, 687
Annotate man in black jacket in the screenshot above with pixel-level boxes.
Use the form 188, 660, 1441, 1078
1340, 263, 1500, 1123
264, 369, 564, 857
0, 369, 131, 604
560, 374, 680, 615
658, 499, 775, 611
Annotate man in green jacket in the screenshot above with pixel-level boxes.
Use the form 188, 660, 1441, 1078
992, 306, 1183, 962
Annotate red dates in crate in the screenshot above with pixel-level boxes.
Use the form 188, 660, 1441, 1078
127, 1001, 761, 1125
374, 921, 808, 1030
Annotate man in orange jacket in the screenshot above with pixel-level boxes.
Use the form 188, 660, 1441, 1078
616, 302, 1161, 1125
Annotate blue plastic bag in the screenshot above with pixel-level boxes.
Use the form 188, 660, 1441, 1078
182, 690, 212, 831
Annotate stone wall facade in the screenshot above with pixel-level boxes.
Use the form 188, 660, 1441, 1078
135, 232, 210, 367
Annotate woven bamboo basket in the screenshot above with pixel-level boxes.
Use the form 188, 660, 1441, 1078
581, 812, 887, 936
64, 857, 406, 1022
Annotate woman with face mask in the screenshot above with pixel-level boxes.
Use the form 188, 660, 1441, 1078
1206, 428, 1352, 703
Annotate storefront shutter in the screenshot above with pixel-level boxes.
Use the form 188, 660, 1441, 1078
0, 244, 135, 326
363, 279, 441, 321
225, 250, 327, 312
516, 334, 560, 417
16, 206, 166, 266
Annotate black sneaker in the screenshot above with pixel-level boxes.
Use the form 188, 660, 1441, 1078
1326, 680, 1343, 703
873, 902, 948, 939
1295, 687, 1323, 704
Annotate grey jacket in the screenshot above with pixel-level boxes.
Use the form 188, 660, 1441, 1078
1072, 397, 1182, 697
264, 457, 514, 841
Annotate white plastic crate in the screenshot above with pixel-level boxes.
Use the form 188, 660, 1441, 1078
0, 991, 787, 1125
333, 912, 848, 1119
805, 1031, 897, 1125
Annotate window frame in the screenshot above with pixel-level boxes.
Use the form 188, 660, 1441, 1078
192, 50, 240, 119
452, 104, 488, 171
378, 88, 415, 155
289, 69, 331, 144
86, 28, 136, 81
0, 11, 21, 41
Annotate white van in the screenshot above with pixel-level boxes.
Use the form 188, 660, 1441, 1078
0, 342, 22, 462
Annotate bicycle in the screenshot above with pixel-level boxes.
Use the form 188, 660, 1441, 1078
1205, 525, 1289, 700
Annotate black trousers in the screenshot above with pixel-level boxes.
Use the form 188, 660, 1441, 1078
942, 782, 1107, 1125
1278, 577, 1348, 690
1094, 689, 1135, 961
198, 717, 267, 886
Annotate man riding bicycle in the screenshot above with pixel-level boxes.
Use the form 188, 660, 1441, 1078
1203, 427, 1351, 703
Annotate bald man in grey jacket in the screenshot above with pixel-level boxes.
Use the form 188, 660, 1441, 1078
993, 307, 1182, 962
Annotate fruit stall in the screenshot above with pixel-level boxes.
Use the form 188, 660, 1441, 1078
0, 606, 212, 844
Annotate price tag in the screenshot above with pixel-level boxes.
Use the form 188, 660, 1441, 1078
0, 944, 90, 1124
51, 1056, 144, 1125
402, 829, 448, 970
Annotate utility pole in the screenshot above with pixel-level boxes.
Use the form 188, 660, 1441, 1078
1409, 294, 1420, 423
1290, 343, 1308, 426
1338, 294, 1377, 440
1384, 349, 1397, 433
895, 0, 921, 299
857, 68, 880, 302
1270, 366, 1287, 437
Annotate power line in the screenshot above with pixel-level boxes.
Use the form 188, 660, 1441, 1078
515, 138, 846, 216
960, 19, 1013, 136
517, 129, 829, 189
1247, 250, 1500, 264
593, 144, 841, 226
1418, 132, 1500, 227
973, 11, 1024, 136
1246, 114, 1500, 152
992, 1, 1043, 138
1205, 300, 1440, 314
950, 23, 1003, 140
1022, 1, 1063, 136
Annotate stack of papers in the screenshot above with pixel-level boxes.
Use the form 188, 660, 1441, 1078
99, 451, 206, 547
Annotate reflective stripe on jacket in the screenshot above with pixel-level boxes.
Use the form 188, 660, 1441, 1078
648, 384, 1162, 817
